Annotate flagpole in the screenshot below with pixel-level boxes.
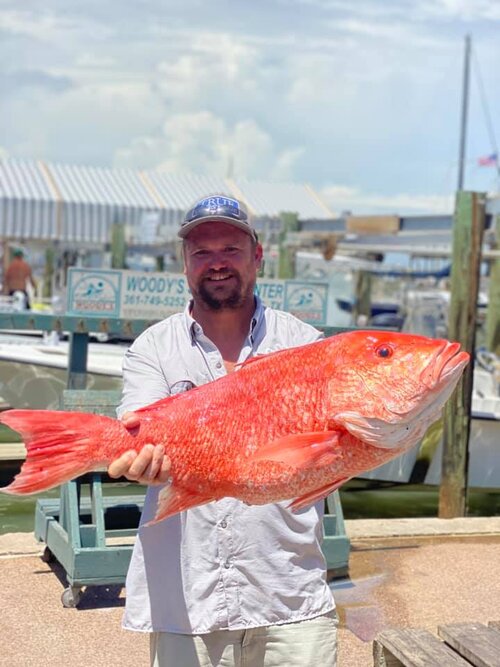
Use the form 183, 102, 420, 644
457, 34, 471, 191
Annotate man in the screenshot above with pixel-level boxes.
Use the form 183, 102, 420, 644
4, 248, 36, 309
108, 195, 337, 667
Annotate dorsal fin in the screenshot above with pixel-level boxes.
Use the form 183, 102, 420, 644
135, 382, 201, 413
235, 347, 289, 371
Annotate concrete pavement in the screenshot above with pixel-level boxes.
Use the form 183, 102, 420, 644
1, 518, 500, 666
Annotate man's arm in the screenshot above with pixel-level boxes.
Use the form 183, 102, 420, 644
108, 330, 172, 485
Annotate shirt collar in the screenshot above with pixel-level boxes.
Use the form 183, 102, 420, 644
183, 295, 265, 343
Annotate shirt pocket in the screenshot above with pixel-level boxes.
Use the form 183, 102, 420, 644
169, 379, 197, 395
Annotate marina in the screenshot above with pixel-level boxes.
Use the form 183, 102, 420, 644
2, 5, 500, 665
0, 200, 497, 664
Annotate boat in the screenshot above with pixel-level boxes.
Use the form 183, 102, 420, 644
0, 333, 125, 410
335, 297, 400, 318
423, 351, 500, 487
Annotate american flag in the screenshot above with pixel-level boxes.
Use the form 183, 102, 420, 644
477, 152, 498, 167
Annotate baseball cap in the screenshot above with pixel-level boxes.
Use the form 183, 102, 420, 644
178, 195, 258, 241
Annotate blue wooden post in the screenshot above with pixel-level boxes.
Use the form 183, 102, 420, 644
67, 331, 89, 389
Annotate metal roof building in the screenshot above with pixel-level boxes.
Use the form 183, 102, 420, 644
0, 159, 335, 244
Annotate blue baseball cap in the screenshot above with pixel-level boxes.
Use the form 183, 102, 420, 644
179, 195, 257, 241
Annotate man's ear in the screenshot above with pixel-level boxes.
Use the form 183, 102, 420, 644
255, 242, 264, 268
180, 242, 188, 275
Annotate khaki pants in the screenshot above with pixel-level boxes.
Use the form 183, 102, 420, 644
150, 611, 338, 667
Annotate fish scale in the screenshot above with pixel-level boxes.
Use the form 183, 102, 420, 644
0, 330, 469, 524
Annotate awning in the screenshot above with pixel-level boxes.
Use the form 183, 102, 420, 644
0, 158, 334, 243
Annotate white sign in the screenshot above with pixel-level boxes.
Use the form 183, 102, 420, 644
67, 268, 328, 325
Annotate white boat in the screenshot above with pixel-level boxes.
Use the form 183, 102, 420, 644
424, 354, 500, 488
358, 352, 500, 488
0, 334, 125, 410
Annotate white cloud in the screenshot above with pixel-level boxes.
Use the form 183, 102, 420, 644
419, 0, 500, 21
114, 111, 304, 181
75, 53, 118, 69
154, 33, 263, 112
321, 184, 454, 215
0, 8, 108, 42
1, 0, 499, 209
2, 79, 165, 164
0, 9, 72, 39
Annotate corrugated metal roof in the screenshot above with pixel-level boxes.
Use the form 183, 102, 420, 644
143, 171, 231, 236
0, 160, 58, 239
50, 163, 161, 242
234, 179, 333, 219
0, 158, 334, 243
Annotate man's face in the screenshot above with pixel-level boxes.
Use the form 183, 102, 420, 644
183, 222, 263, 310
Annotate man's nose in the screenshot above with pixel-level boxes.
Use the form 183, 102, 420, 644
207, 253, 228, 270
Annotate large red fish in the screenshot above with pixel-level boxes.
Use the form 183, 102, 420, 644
0, 331, 468, 524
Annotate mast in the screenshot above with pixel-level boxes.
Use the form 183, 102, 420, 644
457, 34, 471, 191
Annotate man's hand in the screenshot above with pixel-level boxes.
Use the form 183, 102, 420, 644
108, 411, 171, 485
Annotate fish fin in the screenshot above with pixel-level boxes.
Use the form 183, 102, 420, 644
0, 409, 110, 495
288, 477, 349, 512
234, 353, 268, 370
251, 431, 341, 469
146, 484, 216, 525
134, 392, 190, 414
235, 348, 290, 371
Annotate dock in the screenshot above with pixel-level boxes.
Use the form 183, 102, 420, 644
1, 519, 500, 666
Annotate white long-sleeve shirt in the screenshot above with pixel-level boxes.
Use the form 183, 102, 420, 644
118, 297, 335, 634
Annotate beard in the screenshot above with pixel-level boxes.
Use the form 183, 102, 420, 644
196, 271, 247, 310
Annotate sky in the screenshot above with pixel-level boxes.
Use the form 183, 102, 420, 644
1, 0, 500, 215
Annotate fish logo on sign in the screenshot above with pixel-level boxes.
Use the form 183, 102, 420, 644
285, 282, 328, 324
70, 271, 120, 316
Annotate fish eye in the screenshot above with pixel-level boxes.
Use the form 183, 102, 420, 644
376, 344, 393, 358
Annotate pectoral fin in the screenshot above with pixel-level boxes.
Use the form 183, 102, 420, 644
288, 477, 349, 512
251, 431, 341, 469
147, 483, 216, 525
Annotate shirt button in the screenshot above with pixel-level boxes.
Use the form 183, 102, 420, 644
224, 559, 231, 569
216, 361, 222, 369
220, 520, 227, 528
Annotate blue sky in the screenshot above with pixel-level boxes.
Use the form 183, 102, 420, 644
1, 0, 500, 214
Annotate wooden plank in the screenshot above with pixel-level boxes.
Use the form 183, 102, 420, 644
374, 628, 472, 666
346, 215, 400, 234
486, 214, 500, 355
0, 442, 26, 461
439, 191, 485, 518
438, 622, 500, 667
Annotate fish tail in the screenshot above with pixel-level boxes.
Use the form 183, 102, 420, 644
0, 409, 112, 495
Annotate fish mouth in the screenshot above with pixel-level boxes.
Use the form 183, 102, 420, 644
421, 340, 470, 390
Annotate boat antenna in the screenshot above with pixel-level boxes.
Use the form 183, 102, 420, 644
471, 43, 500, 185
457, 34, 471, 191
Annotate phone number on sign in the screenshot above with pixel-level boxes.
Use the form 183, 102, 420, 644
123, 294, 186, 307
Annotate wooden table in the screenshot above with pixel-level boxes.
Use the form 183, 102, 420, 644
374, 621, 500, 666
